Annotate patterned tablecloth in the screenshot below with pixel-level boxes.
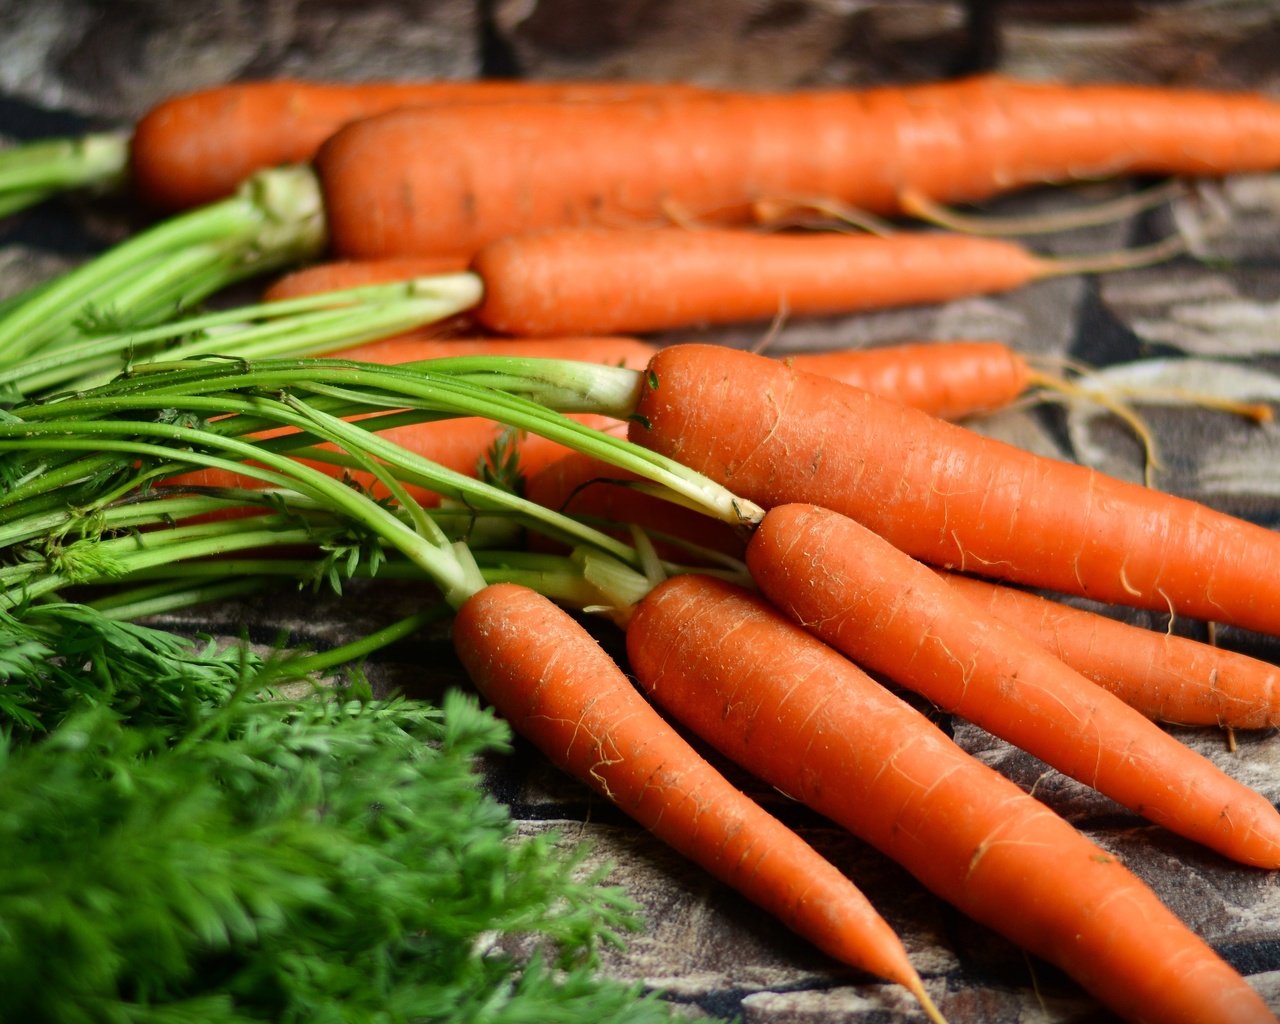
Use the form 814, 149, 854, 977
3, 2, 1280, 1021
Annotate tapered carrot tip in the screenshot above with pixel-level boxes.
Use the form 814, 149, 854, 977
911, 982, 948, 1024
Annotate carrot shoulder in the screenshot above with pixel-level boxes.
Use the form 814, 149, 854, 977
935, 569, 1280, 729
470, 227, 1050, 336
625, 572, 1280, 1024
744, 502, 1280, 869
131, 77, 710, 210
626, 344, 1280, 636
451, 582, 943, 1019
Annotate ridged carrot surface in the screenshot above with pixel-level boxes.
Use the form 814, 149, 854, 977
626, 573, 1280, 1024
626, 344, 1280, 636
315, 75, 1280, 259
936, 569, 1280, 729
746, 503, 1280, 868
451, 582, 944, 1019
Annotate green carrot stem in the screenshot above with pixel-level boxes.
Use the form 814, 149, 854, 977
401, 354, 646, 417
80, 244, 236, 332
80, 358, 761, 527
276, 605, 453, 679
88, 576, 285, 620
12, 359, 760, 532
0, 523, 326, 608
4, 400, 531, 609
0, 131, 130, 216
0, 422, 481, 604
12, 273, 483, 398
0, 165, 326, 362
2, 395, 642, 567
0, 493, 267, 550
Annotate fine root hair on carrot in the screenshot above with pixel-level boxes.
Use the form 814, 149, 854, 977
750, 196, 899, 236
897, 178, 1189, 237
746, 296, 792, 355
1027, 353, 1276, 487
1031, 231, 1189, 278
1024, 367, 1165, 486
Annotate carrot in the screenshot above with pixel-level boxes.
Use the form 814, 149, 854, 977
522, 339, 1025, 556
522, 340, 1037, 557
451, 581, 946, 1022
742, 502, 1280, 868
625, 344, 1280, 636
314, 75, 1280, 259
268, 257, 1035, 419
269, 251, 1035, 419
469, 227, 1055, 336
935, 569, 1280, 729
130, 77, 712, 210
785, 341, 1033, 420
625, 572, 1280, 1024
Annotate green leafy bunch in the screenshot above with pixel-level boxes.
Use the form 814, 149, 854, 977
0, 602, 252, 736
0, 677, 677, 1024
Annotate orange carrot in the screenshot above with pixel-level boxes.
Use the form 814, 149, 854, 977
625, 344, 1280, 636
935, 569, 1280, 729
786, 341, 1032, 420
522, 341, 1036, 556
267, 257, 1035, 419
743, 502, 1280, 868
314, 75, 1280, 259
130, 78, 711, 210
451, 582, 945, 1021
625, 572, 1280, 1024
470, 227, 1053, 336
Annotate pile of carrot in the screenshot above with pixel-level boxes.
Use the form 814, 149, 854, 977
15, 68, 1280, 1024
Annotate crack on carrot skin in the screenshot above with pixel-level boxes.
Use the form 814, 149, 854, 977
735, 374, 794, 486
963, 804, 1061, 884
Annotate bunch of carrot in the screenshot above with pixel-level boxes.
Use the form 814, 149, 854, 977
10, 68, 1280, 1024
